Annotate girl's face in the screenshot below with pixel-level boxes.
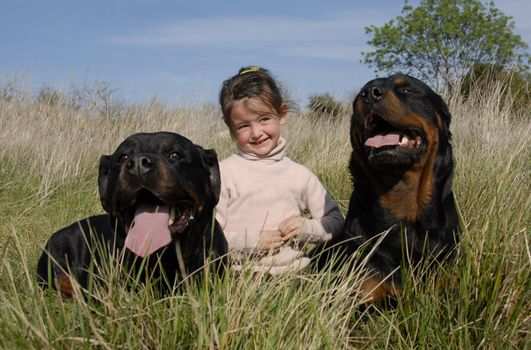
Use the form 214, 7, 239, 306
229, 97, 286, 157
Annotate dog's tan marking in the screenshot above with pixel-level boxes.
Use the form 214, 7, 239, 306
380, 90, 404, 114
54, 275, 74, 299
360, 277, 399, 304
393, 78, 407, 88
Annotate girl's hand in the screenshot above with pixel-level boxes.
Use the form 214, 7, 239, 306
278, 216, 302, 241
258, 230, 284, 250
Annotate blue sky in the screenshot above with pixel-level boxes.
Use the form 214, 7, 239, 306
1, 0, 529, 107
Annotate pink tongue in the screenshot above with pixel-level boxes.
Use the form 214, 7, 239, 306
364, 133, 400, 148
125, 205, 171, 257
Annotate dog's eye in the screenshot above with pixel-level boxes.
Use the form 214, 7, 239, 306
118, 154, 129, 164
400, 88, 412, 94
168, 151, 183, 162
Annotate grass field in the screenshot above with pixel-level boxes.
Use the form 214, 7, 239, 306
0, 81, 529, 349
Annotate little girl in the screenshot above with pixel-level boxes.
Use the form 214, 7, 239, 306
215, 66, 345, 275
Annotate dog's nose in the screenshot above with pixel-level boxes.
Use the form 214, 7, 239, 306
371, 86, 385, 101
127, 155, 155, 176
138, 156, 154, 175
360, 85, 386, 104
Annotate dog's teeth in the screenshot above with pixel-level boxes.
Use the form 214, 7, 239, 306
400, 135, 410, 145
169, 207, 176, 226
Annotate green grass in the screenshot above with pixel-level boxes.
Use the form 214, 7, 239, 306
0, 83, 529, 348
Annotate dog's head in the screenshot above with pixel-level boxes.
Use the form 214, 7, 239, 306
97, 132, 220, 255
351, 74, 452, 173
350, 74, 455, 221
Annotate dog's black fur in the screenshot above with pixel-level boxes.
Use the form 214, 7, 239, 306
37, 132, 227, 298
316, 74, 459, 303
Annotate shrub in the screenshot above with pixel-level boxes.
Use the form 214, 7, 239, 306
36, 86, 65, 106
460, 63, 530, 115
307, 93, 344, 118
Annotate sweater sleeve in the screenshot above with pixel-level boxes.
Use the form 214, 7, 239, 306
297, 171, 345, 244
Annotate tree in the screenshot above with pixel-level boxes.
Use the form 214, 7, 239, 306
362, 0, 530, 91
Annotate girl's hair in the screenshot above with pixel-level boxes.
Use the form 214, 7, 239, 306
219, 66, 286, 125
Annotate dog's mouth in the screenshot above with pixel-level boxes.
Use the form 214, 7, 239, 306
122, 189, 196, 257
363, 114, 426, 161
125, 189, 196, 235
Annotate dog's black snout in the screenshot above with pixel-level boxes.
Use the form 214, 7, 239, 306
361, 85, 386, 104
138, 156, 154, 175
126, 159, 135, 170
127, 155, 155, 176
371, 86, 385, 101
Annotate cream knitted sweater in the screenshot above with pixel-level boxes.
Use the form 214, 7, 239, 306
215, 137, 345, 274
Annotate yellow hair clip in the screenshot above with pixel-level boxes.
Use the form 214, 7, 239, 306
239, 66, 260, 75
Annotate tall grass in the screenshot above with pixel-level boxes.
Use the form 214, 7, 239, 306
0, 80, 529, 348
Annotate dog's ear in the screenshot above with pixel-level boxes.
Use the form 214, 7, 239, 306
98, 155, 112, 213
432, 93, 452, 129
195, 145, 221, 205
432, 93, 455, 199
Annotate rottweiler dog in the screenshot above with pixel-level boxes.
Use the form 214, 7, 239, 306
37, 132, 227, 298
317, 74, 459, 304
